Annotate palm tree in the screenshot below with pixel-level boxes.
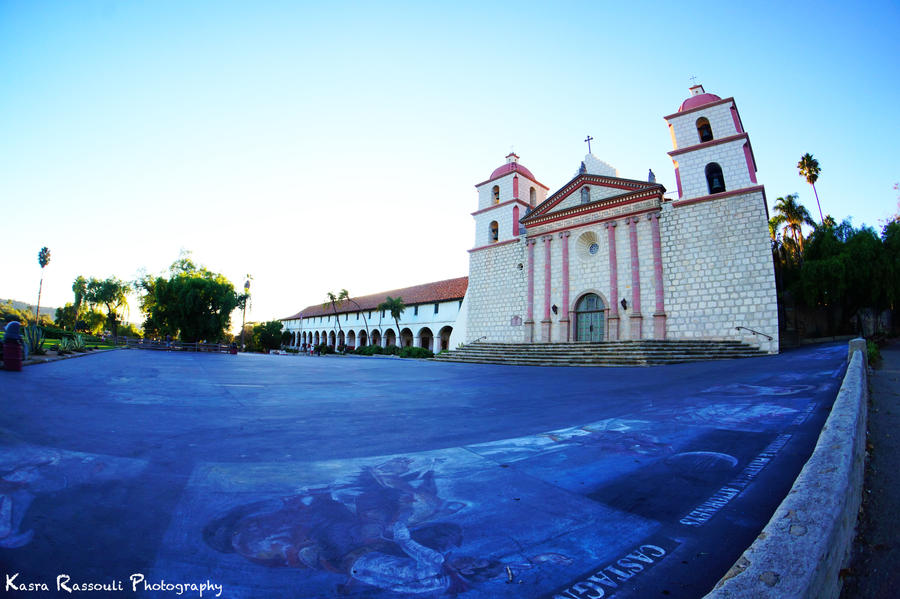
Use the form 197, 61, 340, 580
342, 289, 370, 344
34, 247, 50, 326
324, 289, 349, 346
72, 275, 87, 327
797, 153, 823, 223
772, 194, 814, 257
377, 296, 405, 346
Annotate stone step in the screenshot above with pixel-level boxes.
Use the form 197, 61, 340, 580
431, 339, 767, 366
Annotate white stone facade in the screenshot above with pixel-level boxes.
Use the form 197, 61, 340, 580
660, 191, 778, 352
466, 240, 528, 343
463, 85, 779, 352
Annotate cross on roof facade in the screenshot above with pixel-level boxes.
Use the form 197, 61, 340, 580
584, 135, 593, 154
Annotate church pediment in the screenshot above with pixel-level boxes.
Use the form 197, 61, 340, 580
521, 174, 663, 224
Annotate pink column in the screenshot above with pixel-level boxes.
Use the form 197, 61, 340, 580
542, 235, 552, 342
559, 231, 571, 342
627, 217, 643, 339
606, 221, 619, 340
525, 239, 536, 342
648, 212, 666, 339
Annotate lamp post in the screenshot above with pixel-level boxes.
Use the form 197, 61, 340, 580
240, 276, 251, 350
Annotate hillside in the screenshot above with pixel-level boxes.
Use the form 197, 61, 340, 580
0, 299, 57, 318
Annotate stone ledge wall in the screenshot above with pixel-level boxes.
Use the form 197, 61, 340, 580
704, 341, 868, 599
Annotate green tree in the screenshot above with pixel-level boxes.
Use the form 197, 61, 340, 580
138, 256, 242, 343
34, 247, 50, 327
771, 194, 815, 259
0, 300, 30, 324
55, 303, 78, 330
883, 219, 900, 310
797, 153, 823, 223
72, 276, 88, 323
81, 309, 107, 336
377, 296, 405, 346
252, 321, 283, 352
85, 277, 131, 341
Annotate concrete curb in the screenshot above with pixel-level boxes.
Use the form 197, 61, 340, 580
703, 339, 868, 599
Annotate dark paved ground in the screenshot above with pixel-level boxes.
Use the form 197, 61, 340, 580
841, 342, 900, 599
0, 345, 848, 598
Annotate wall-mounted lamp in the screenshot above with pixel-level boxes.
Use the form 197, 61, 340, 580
551, 304, 559, 315
621, 298, 628, 310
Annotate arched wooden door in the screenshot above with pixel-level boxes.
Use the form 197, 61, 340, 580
575, 293, 606, 342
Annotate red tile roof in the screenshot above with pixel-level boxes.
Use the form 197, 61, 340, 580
281, 276, 468, 321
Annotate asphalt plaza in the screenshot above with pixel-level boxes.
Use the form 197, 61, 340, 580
0, 344, 848, 598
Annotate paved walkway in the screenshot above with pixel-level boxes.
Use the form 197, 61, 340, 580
0, 345, 848, 598
840, 342, 900, 599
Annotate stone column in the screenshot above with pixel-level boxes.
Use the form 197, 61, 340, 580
413, 334, 421, 349
648, 212, 667, 339
559, 231, 571, 342
525, 239, 536, 342
627, 217, 643, 339
541, 235, 552, 343
606, 221, 619, 340
433, 334, 442, 354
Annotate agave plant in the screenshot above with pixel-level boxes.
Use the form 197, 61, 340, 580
58, 337, 75, 354
72, 333, 86, 352
23, 325, 46, 356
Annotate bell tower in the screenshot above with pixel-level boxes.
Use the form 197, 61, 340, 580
664, 84, 759, 201
659, 84, 778, 353
471, 153, 547, 248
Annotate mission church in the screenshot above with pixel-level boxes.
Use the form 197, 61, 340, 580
281, 85, 778, 354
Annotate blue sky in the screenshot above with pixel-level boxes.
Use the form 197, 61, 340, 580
2, 1, 898, 327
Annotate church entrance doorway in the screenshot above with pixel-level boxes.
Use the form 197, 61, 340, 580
575, 293, 606, 342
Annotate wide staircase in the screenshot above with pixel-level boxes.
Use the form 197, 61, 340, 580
431, 340, 768, 367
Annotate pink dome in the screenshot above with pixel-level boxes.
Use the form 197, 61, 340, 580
490, 161, 536, 181
679, 92, 721, 112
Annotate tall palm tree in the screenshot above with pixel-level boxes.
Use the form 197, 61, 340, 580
34, 247, 50, 326
797, 153, 823, 223
342, 289, 370, 343
72, 275, 87, 326
772, 194, 814, 257
377, 296, 405, 346
324, 289, 349, 344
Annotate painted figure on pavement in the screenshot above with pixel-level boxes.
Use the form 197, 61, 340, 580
204, 457, 513, 595
203, 458, 571, 596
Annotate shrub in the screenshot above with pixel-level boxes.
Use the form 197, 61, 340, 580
354, 344, 384, 356
867, 340, 882, 367
315, 343, 335, 355
58, 336, 75, 354
24, 325, 46, 356
72, 333, 87, 352
399, 346, 434, 359
384, 345, 401, 356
